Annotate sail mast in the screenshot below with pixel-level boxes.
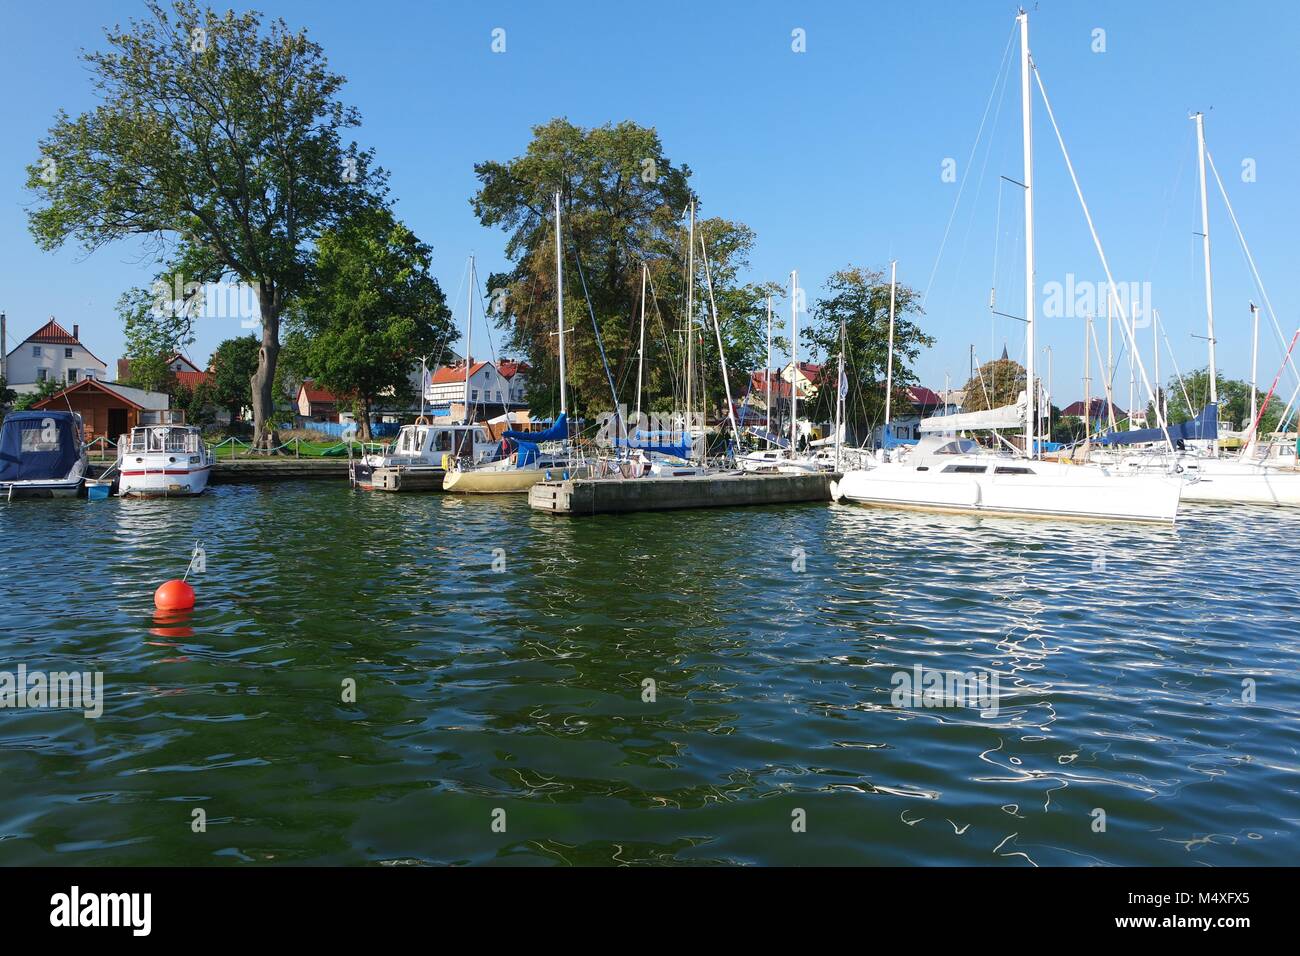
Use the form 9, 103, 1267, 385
555, 192, 567, 419
884, 259, 898, 433
1194, 112, 1218, 411
686, 201, 695, 460
765, 295, 773, 438
635, 262, 647, 425
790, 269, 799, 456
463, 255, 475, 425
1018, 9, 1037, 459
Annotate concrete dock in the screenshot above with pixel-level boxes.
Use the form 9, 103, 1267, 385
528, 472, 839, 516
90, 459, 347, 484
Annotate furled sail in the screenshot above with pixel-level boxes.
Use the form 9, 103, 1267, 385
1096, 404, 1217, 446
503, 412, 567, 445
918, 392, 1025, 433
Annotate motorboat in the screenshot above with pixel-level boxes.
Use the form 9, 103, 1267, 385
351, 421, 498, 491
0, 410, 88, 499
117, 423, 213, 497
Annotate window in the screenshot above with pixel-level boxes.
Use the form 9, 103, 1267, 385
67, 369, 77, 383
31, 345, 41, 357
994, 466, 1034, 475
496, 391, 502, 402
37, 368, 48, 382
65, 347, 74, 359
942, 464, 988, 474
471, 389, 478, 401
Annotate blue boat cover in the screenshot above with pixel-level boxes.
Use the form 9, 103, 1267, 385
614, 431, 691, 460
0, 411, 82, 482
1096, 404, 1218, 446
503, 412, 567, 445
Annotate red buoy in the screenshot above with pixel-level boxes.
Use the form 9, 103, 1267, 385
154, 579, 195, 611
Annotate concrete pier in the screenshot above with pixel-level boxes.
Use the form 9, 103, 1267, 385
529, 471, 838, 516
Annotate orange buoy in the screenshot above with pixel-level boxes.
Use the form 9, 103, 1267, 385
154, 579, 195, 611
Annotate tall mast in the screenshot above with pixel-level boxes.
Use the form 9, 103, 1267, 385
555, 191, 568, 419
789, 269, 799, 455
463, 255, 475, 424
1153, 310, 1162, 424
1194, 112, 1218, 409
835, 319, 846, 470
700, 235, 739, 453
1106, 291, 1116, 429
765, 295, 773, 437
884, 259, 898, 431
635, 262, 647, 425
1018, 9, 1037, 458
1083, 313, 1092, 449
685, 201, 695, 459
1249, 302, 1260, 443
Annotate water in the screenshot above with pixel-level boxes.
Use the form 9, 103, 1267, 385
0, 482, 1296, 866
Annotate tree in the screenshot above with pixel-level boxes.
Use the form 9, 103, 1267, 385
961, 357, 1028, 412
1163, 366, 1284, 435
119, 284, 195, 392
210, 335, 261, 424
291, 209, 454, 438
804, 266, 933, 432
473, 118, 765, 423
13, 379, 62, 411
26, 0, 384, 448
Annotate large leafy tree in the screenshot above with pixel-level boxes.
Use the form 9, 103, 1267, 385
25, 0, 384, 448
210, 335, 261, 424
472, 118, 764, 424
804, 266, 933, 432
961, 357, 1027, 412
291, 209, 453, 438
1163, 366, 1284, 434
119, 284, 196, 392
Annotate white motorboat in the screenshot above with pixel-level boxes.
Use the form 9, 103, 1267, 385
116, 423, 213, 497
351, 421, 498, 491
0, 410, 87, 499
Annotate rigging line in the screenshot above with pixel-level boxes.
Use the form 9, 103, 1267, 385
922, 20, 1019, 307
1204, 147, 1300, 390
1031, 60, 1174, 450
568, 232, 622, 422
471, 267, 500, 369
645, 267, 682, 404
1160, 316, 1196, 416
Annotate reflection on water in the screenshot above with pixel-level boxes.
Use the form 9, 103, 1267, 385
0, 484, 1296, 865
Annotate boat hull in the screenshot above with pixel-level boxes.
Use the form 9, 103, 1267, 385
832, 462, 1180, 523
0, 477, 83, 499
118, 464, 211, 497
1179, 470, 1300, 506
442, 466, 550, 494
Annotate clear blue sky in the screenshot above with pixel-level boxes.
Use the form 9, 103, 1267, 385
2, 0, 1297, 405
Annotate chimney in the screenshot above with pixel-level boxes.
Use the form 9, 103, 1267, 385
73, 323, 79, 340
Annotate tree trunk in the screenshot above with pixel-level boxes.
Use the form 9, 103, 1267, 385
250, 283, 281, 451
358, 398, 372, 441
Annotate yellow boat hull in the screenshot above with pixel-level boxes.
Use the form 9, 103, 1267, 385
442, 467, 548, 494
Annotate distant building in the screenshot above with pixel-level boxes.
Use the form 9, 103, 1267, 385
4, 319, 108, 392
296, 380, 340, 422
32, 378, 169, 444
1061, 398, 1127, 423
117, 352, 205, 382
423, 358, 530, 420
870, 386, 945, 446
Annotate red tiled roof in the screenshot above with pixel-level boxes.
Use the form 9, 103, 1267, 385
299, 380, 338, 403
750, 370, 796, 400
1062, 398, 1127, 419
907, 386, 943, 407
430, 360, 489, 384
794, 361, 823, 384
497, 359, 530, 379
174, 370, 211, 389
27, 318, 79, 345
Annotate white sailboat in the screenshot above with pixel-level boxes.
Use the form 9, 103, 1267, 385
444, 192, 579, 493
833, 10, 1181, 524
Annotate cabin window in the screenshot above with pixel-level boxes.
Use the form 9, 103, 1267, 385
994, 466, 1034, 475
942, 464, 988, 474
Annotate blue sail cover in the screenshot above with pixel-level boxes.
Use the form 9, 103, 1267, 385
0, 411, 82, 482
503, 412, 567, 445
613, 430, 691, 459
1096, 403, 1218, 446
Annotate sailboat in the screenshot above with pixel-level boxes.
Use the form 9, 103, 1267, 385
443, 192, 580, 493
1092, 112, 1300, 506
832, 10, 1181, 524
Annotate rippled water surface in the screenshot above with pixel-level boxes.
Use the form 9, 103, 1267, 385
1, 481, 1297, 865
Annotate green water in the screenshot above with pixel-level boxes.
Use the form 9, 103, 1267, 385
0, 481, 1296, 865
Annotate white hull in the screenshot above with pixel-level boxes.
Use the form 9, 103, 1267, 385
832, 458, 1180, 523
118, 462, 211, 497
1109, 453, 1300, 506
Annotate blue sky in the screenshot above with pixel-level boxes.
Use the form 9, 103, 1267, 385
2, 0, 1298, 405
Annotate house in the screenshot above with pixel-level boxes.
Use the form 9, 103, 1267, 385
1061, 398, 1127, 423
870, 386, 946, 446
31, 378, 169, 444
296, 380, 340, 422
423, 358, 530, 420
116, 352, 205, 382
4, 318, 108, 392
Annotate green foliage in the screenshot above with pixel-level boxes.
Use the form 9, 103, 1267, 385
25, 0, 385, 442
1163, 366, 1284, 434
962, 357, 1028, 412
209, 335, 260, 422
291, 208, 453, 438
119, 284, 194, 392
13, 378, 63, 411
472, 117, 764, 420
0, 377, 15, 410
804, 266, 933, 429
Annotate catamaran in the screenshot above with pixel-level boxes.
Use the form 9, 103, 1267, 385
116, 421, 214, 497
0, 410, 88, 499
833, 10, 1182, 524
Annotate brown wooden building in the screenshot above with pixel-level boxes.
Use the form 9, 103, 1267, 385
32, 379, 170, 445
